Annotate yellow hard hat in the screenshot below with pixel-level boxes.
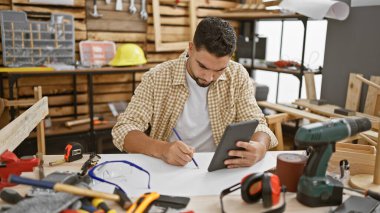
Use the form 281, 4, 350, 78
109, 44, 147, 66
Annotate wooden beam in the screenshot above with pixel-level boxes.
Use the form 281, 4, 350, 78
345, 73, 363, 112
364, 76, 380, 116
304, 72, 316, 100
12, 0, 85, 7
48, 94, 88, 106
147, 16, 189, 25
294, 99, 380, 130
87, 32, 146, 42
0, 97, 48, 154
12, 5, 86, 19
147, 33, 190, 42
147, 52, 181, 63
94, 93, 132, 104
147, 25, 190, 35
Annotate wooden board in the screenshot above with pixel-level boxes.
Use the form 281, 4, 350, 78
15, 75, 87, 87
294, 99, 380, 130
94, 93, 132, 104
49, 104, 88, 117
0, 97, 48, 154
12, 0, 85, 7
48, 94, 88, 106
16, 84, 88, 96
93, 73, 134, 83
93, 83, 133, 94
345, 73, 363, 112
146, 52, 181, 63
12, 5, 86, 19
304, 72, 316, 100
87, 32, 146, 42
364, 76, 380, 116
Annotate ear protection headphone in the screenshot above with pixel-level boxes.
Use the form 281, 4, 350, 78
220, 172, 286, 213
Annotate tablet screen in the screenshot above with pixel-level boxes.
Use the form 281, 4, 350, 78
208, 120, 259, 172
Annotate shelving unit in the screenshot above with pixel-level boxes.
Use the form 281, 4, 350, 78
212, 11, 322, 101
0, 11, 75, 67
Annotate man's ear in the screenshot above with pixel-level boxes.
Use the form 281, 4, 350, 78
188, 42, 194, 57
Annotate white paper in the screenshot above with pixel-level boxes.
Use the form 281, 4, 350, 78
280, 0, 350, 20
91, 153, 277, 197
30, 0, 74, 6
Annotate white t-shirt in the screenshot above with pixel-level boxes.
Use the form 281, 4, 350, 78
168, 69, 216, 152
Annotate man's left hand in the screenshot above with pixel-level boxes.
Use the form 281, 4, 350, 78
224, 140, 267, 168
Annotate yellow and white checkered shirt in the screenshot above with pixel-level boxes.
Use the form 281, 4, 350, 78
112, 51, 278, 151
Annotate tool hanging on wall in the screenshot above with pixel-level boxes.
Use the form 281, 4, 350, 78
116, 0, 123, 11
140, 0, 148, 20
129, 0, 137, 14
90, 0, 103, 18
105, 0, 111, 4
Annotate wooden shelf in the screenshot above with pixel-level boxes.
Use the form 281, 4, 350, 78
244, 65, 322, 75
209, 10, 304, 21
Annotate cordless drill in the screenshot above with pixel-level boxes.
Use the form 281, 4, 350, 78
295, 117, 372, 207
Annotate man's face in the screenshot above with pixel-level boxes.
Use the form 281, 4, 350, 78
187, 42, 230, 87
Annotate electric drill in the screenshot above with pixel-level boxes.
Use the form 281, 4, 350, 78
295, 117, 371, 207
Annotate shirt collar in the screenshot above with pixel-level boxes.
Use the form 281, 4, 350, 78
172, 50, 228, 86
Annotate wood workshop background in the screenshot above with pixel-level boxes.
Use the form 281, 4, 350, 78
0, 0, 240, 154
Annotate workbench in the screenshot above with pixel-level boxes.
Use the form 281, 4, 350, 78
0, 151, 349, 213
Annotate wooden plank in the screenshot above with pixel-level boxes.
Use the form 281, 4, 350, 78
48, 94, 88, 106
93, 73, 134, 83
294, 99, 380, 130
147, 25, 189, 35
87, 32, 146, 42
0, 0, 10, 4
345, 73, 363, 112
147, 16, 189, 26
12, 5, 86, 19
148, 4, 188, 16
0, 97, 48, 154
364, 76, 380, 116
75, 31, 87, 41
17, 84, 88, 96
49, 104, 88, 117
258, 101, 329, 122
147, 33, 190, 42
159, 0, 237, 8
93, 83, 133, 94
16, 75, 87, 87
94, 93, 132, 104
12, 0, 85, 7
376, 95, 380, 116
304, 72, 316, 100
147, 52, 181, 63
87, 19, 146, 32
0, 4, 10, 9
329, 149, 375, 175
94, 103, 111, 114
75, 20, 87, 31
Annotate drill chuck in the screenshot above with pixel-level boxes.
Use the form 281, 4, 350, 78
344, 117, 372, 136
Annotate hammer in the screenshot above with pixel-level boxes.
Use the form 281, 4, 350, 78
90, 0, 103, 18
9, 175, 132, 209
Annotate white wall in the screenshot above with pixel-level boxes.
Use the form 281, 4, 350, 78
254, 20, 327, 103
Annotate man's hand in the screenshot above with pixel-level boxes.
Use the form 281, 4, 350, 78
224, 140, 267, 168
161, 140, 194, 166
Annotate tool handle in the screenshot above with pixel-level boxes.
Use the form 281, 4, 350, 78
54, 183, 120, 201
367, 190, 380, 201
9, 175, 55, 189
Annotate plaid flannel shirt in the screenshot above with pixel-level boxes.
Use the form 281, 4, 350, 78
112, 51, 278, 151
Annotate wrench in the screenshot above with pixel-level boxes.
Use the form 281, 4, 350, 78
129, 0, 137, 14
140, 0, 147, 20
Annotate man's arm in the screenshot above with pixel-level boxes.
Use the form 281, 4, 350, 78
124, 130, 194, 166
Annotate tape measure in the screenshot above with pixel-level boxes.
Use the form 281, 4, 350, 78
64, 142, 83, 162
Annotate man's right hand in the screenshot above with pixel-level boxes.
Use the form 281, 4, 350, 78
161, 141, 194, 166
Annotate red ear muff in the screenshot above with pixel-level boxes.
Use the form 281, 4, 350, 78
241, 173, 264, 203
270, 174, 282, 206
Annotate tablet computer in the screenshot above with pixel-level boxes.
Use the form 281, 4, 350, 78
208, 119, 259, 172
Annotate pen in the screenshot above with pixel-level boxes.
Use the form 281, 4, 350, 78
172, 128, 199, 169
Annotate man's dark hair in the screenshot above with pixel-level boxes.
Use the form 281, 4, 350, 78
193, 17, 237, 57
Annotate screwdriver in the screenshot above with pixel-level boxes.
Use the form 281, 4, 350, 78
343, 187, 380, 201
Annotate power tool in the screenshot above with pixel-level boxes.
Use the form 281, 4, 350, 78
295, 117, 371, 207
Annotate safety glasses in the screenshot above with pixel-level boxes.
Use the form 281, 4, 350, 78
88, 160, 151, 194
